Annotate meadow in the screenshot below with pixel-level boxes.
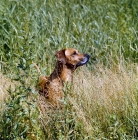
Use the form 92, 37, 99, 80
0, 0, 138, 139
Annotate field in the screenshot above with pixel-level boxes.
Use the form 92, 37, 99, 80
0, 0, 138, 139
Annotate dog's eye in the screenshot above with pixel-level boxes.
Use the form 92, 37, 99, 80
72, 51, 77, 55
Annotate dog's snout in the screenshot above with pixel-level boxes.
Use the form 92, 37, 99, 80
76, 54, 90, 67
85, 54, 90, 59
84, 54, 90, 62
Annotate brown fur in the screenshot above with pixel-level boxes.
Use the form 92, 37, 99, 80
35, 48, 89, 113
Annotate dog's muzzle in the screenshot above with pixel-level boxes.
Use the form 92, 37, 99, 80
76, 54, 90, 67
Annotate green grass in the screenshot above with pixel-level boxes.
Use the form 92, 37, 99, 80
0, 0, 138, 139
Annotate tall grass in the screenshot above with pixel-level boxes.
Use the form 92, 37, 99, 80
0, 62, 138, 139
0, 0, 138, 67
0, 0, 138, 139
72, 63, 138, 139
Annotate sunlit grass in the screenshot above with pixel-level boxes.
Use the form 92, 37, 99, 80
71, 63, 138, 139
1, 62, 137, 139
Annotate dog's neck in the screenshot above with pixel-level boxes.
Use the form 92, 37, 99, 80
50, 61, 75, 82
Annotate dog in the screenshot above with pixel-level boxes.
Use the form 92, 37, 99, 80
34, 48, 89, 112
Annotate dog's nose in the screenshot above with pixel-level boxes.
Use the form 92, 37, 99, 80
85, 54, 90, 59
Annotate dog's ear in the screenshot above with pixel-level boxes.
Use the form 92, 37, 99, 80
55, 49, 66, 64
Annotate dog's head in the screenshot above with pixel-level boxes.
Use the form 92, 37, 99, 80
55, 48, 89, 68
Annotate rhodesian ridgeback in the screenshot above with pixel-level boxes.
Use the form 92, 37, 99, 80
34, 48, 89, 112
